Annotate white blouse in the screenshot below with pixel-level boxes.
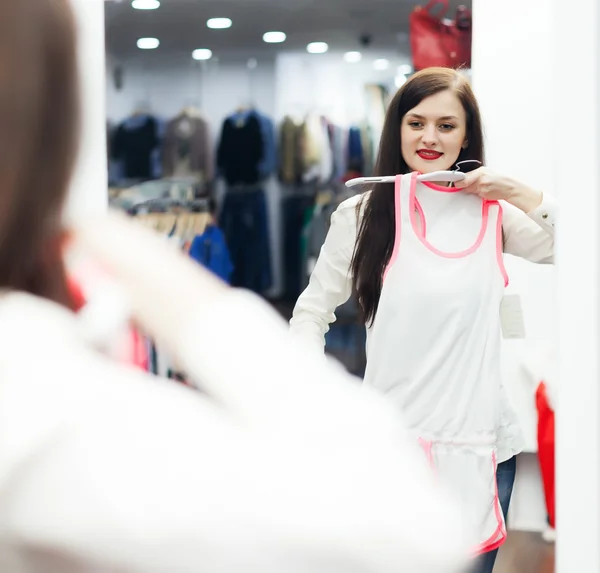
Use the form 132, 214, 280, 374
289, 191, 556, 461
0, 287, 471, 573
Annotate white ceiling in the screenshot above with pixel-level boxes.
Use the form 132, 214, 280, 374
105, 0, 471, 59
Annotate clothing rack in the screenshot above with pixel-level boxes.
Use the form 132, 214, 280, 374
128, 198, 213, 239
127, 197, 210, 215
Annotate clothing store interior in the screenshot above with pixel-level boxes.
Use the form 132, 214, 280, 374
105, 1, 559, 571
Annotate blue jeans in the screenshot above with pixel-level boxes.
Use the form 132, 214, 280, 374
219, 189, 272, 294
471, 455, 517, 573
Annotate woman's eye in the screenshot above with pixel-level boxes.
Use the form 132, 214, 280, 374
408, 121, 423, 128
439, 124, 455, 131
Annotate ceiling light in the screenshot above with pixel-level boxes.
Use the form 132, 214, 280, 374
344, 51, 362, 63
307, 42, 328, 54
131, 0, 160, 9
263, 31, 286, 44
207, 18, 232, 29
373, 58, 390, 70
399, 64, 413, 75
192, 48, 213, 60
137, 37, 160, 50
395, 74, 407, 88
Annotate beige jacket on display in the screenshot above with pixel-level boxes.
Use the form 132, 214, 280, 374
0, 214, 470, 573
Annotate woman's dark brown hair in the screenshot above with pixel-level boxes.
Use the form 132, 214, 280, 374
0, 0, 80, 307
350, 67, 485, 326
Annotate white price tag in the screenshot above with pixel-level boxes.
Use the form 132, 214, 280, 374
500, 294, 526, 339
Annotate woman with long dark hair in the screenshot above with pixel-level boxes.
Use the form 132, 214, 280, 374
0, 3, 474, 572
290, 68, 555, 573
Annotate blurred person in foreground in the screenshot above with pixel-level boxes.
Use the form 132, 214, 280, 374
0, 1, 471, 572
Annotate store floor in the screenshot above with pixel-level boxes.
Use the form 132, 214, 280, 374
494, 531, 554, 573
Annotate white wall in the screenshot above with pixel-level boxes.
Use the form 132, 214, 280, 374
67, 0, 107, 221
472, 0, 556, 534
553, 0, 600, 568
106, 52, 277, 144
105, 49, 408, 132
274, 50, 408, 124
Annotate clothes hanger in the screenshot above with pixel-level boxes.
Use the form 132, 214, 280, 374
344, 160, 482, 189
345, 171, 465, 188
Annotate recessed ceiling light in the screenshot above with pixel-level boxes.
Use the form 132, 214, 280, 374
344, 51, 362, 63
395, 74, 407, 88
132, 0, 160, 9
207, 18, 232, 29
137, 37, 160, 50
263, 31, 286, 44
192, 48, 213, 61
373, 58, 390, 70
307, 42, 328, 54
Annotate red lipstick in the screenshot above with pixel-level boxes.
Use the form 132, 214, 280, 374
417, 149, 443, 160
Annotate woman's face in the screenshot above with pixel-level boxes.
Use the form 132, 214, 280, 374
400, 89, 468, 174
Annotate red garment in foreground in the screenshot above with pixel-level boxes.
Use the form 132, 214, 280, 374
535, 381, 555, 528
67, 275, 148, 371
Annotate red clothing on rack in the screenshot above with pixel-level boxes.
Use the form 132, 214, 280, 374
536, 381, 555, 528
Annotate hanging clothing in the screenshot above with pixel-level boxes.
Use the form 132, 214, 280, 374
162, 113, 212, 181
363, 173, 508, 553
359, 122, 374, 176
217, 112, 264, 185
346, 127, 364, 173
331, 125, 348, 181
188, 225, 234, 283
536, 381, 555, 530
282, 192, 316, 302
254, 111, 277, 178
219, 188, 272, 293
279, 116, 304, 184
111, 114, 160, 180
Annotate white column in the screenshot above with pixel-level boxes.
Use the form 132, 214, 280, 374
471, 0, 556, 534
552, 0, 600, 571
66, 0, 108, 221
472, 0, 600, 571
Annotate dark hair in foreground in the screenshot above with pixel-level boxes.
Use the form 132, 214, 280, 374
0, 0, 80, 307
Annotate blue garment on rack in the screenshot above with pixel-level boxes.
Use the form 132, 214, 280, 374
110, 114, 163, 182
254, 112, 277, 178
218, 110, 277, 180
347, 126, 364, 172
219, 188, 272, 293
188, 225, 234, 283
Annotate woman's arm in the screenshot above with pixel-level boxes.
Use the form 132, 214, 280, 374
0, 212, 471, 573
502, 193, 555, 263
454, 168, 555, 264
289, 195, 362, 353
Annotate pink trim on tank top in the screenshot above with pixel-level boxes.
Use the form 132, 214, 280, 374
410, 174, 490, 259
414, 197, 426, 237
420, 179, 462, 192
490, 201, 510, 287
383, 174, 405, 282
470, 452, 507, 556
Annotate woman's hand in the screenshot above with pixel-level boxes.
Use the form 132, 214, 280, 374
454, 166, 543, 213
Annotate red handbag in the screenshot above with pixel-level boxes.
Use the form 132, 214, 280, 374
409, 0, 472, 71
